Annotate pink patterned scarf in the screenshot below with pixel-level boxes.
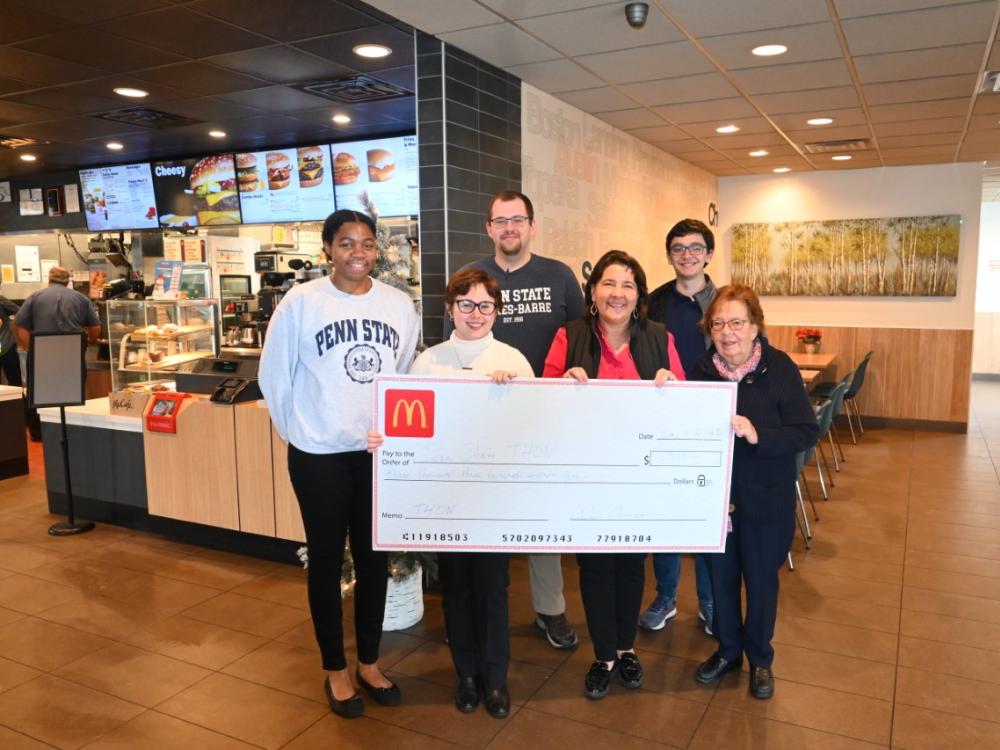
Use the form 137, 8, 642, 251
712, 339, 762, 382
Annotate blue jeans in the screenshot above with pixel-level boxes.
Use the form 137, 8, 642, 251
651, 553, 713, 608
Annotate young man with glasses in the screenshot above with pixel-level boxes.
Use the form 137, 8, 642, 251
453, 190, 586, 650
642, 218, 718, 636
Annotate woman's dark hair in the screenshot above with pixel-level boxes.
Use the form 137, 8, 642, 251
321, 210, 376, 245
700, 283, 766, 335
444, 268, 502, 310
584, 250, 649, 327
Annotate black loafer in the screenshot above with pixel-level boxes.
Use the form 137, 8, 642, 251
584, 661, 616, 700
455, 676, 479, 713
483, 686, 510, 718
694, 651, 743, 684
324, 677, 363, 719
750, 665, 774, 699
356, 669, 402, 707
618, 651, 643, 689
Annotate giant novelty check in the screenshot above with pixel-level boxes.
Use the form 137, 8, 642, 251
372, 375, 737, 553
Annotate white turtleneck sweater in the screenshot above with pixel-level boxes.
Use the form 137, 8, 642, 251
409, 332, 533, 379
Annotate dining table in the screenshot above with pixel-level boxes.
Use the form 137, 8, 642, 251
787, 351, 837, 371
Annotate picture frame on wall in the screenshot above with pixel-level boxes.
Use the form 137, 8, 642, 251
45, 186, 63, 217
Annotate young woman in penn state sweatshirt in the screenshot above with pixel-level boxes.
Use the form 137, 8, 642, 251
259, 210, 418, 719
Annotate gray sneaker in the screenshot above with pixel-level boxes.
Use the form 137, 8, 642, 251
699, 604, 715, 636
535, 613, 578, 649
638, 596, 677, 631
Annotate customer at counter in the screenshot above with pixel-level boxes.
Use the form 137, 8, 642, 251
688, 284, 818, 700
542, 250, 685, 699
259, 210, 419, 719
0, 279, 21, 387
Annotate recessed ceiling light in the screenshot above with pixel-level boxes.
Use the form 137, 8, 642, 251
113, 87, 149, 98
353, 44, 391, 59
773, 167, 790, 173
106, 142, 124, 151
749, 149, 769, 157
832, 154, 852, 161
19, 153, 37, 162
716, 124, 740, 134
208, 130, 227, 138
332, 114, 352, 124
807, 117, 834, 126
751, 44, 787, 57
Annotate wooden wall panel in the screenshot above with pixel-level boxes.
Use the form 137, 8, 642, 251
234, 404, 275, 537
766, 325, 972, 426
973, 312, 1000, 374
272, 428, 306, 543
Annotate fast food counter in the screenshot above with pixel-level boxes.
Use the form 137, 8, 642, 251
0, 385, 28, 480
39, 396, 305, 561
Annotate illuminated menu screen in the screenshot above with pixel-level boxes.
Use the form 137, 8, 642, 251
79, 163, 159, 231
152, 154, 241, 228
236, 144, 335, 224
332, 135, 419, 217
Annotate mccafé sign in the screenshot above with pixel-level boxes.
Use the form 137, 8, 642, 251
384, 389, 435, 438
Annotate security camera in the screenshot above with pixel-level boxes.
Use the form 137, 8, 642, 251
625, 2, 649, 29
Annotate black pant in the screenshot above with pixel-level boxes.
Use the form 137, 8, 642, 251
439, 551, 510, 690
577, 552, 645, 662
709, 511, 795, 669
287, 445, 387, 671
0, 348, 21, 387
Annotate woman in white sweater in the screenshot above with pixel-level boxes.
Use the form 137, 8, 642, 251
369, 268, 531, 719
259, 210, 418, 719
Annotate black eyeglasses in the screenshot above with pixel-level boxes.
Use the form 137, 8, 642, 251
455, 299, 498, 315
669, 243, 708, 257
489, 215, 530, 228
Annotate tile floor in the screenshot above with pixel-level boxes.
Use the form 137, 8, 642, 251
0, 382, 998, 748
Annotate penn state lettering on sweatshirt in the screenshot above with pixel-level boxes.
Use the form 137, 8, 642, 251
259, 276, 419, 455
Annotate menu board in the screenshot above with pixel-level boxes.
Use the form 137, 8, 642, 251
236, 144, 336, 224
332, 135, 419, 217
79, 163, 158, 231
152, 154, 241, 228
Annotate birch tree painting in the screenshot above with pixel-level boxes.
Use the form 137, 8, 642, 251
731, 215, 960, 296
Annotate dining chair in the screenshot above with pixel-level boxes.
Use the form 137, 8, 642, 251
813, 369, 853, 464
842, 351, 874, 441
812, 397, 837, 495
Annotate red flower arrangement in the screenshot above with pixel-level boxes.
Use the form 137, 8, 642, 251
795, 327, 822, 343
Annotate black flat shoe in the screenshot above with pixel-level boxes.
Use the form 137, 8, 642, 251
618, 652, 643, 689
324, 677, 363, 719
483, 686, 510, 718
356, 669, 402, 707
584, 661, 616, 700
749, 664, 774, 699
455, 676, 479, 713
694, 651, 743, 685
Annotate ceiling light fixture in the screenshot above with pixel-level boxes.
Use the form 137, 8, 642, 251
208, 130, 227, 138
751, 44, 787, 57
353, 44, 391, 59
106, 142, 124, 151
716, 124, 740, 134
773, 167, 790, 173
625, 2, 649, 29
832, 154, 852, 161
807, 117, 834, 126
19, 153, 37, 162
749, 149, 769, 157
332, 114, 352, 124
113, 87, 149, 98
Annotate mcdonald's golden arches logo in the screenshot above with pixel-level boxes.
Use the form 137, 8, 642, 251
384, 389, 435, 437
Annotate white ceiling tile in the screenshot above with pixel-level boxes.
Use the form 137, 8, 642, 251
557, 85, 638, 112
869, 97, 969, 122
972, 96, 1000, 114
753, 86, 860, 114
364, 0, 503, 34
681, 116, 776, 138
480, 0, 616, 21
621, 72, 739, 106
785, 125, 873, 143
624, 124, 687, 141
881, 144, 956, 157
874, 116, 966, 135
835, 0, 984, 19
841, 2, 996, 55
701, 132, 788, 149
730, 59, 852, 95
515, 3, 685, 56
507, 58, 603, 92
664, 0, 829, 37
854, 43, 985, 83
968, 113, 1000, 130
649, 138, 717, 153
863, 74, 978, 105
438, 24, 559, 67
770, 107, 868, 129
596, 107, 666, 129
698, 22, 842, 69
879, 132, 961, 148
575, 40, 715, 84
652, 97, 760, 124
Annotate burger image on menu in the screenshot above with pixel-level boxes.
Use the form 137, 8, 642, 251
333, 152, 360, 185
236, 153, 259, 192
367, 148, 395, 182
297, 146, 324, 188
267, 152, 292, 190
190, 155, 240, 225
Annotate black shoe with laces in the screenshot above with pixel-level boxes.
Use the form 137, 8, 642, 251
584, 661, 616, 699
535, 613, 579, 649
617, 651, 643, 689
454, 676, 479, 713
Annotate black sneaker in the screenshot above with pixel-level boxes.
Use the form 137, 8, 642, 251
617, 651, 643, 689
584, 661, 616, 699
535, 613, 579, 649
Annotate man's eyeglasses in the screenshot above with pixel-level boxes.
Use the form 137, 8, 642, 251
709, 318, 749, 332
668, 243, 708, 257
455, 299, 498, 315
489, 215, 530, 228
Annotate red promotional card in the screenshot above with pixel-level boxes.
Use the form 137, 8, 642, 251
384, 389, 434, 438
